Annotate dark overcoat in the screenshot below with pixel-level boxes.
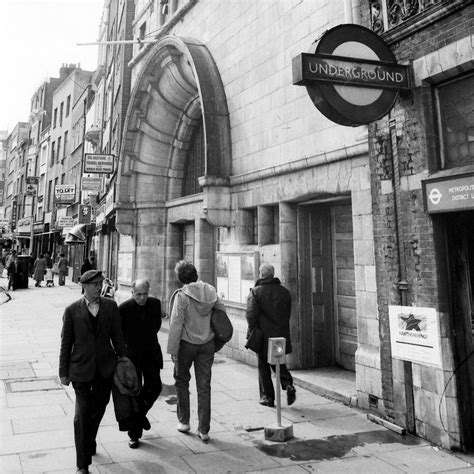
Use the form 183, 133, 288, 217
59, 296, 127, 382
246, 277, 292, 356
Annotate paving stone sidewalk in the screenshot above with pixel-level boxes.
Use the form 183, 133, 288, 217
1, 278, 473, 473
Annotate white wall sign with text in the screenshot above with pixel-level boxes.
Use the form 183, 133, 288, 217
389, 305, 442, 367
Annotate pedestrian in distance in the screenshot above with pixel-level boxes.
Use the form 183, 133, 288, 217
246, 263, 296, 408
57, 253, 68, 286
6, 251, 17, 291
44, 252, 53, 269
80, 258, 92, 276
59, 270, 127, 474
33, 253, 47, 287
167, 260, 226, 443
28, 253, 36, 277
118, 279, 163, 449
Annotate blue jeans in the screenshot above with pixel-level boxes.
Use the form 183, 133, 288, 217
174, 339, 214, 434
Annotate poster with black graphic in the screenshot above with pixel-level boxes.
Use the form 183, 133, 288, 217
389, 306, 442, 367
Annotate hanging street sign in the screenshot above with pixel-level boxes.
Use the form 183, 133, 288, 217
55, 184, 76, 204
292, 24, 410, 126
57, 216, 74, 228
423, 173, 474, 214
78, 204, 92, 224
84, 153, 114, 174
81, 176, 102, 192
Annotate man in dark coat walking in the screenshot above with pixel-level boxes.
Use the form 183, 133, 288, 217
118, 279, 163, 449
246, 263, 296, 407
59, 270, 127, 473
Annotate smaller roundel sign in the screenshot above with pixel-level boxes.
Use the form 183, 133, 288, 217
292, 24, 410, 127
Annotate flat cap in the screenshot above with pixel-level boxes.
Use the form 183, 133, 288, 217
80, 269, 104, 284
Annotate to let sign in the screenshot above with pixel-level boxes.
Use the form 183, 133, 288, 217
84, 154, 114, 174
55, 184, 76, 204
423, 174, 474, 214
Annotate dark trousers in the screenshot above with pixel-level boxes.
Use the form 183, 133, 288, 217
257, 352, 293, 401
58, 271, 66, 285
128, 356, 162, 440
7, 273, 15, 290
72, 376, 113, 469
174, 339, 214, 434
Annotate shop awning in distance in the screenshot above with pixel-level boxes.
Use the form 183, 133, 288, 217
65, 224, 86, 245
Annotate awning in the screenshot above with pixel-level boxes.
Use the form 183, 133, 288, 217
65, 224, 86, 245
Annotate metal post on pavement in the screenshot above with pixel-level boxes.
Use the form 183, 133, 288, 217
264, 337, 293, 441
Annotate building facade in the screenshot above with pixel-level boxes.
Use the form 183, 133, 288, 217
366, 0, 473, 452
98, 0, 473, 452
114, 0, 374, 422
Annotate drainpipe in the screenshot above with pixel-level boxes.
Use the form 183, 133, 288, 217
389, 115, 416, 434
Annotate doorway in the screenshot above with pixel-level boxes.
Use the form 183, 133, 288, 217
298, 202, 357, 370
445, 211, 474, 451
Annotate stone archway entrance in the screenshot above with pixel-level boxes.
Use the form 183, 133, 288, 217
115, 36, 232, 300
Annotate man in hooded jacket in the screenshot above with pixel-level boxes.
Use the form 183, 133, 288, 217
167, 261, 226, 443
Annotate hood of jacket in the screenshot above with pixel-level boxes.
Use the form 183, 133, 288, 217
181, 281, 218, 316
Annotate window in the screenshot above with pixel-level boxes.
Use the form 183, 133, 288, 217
63, 131, 68, 160
66, 95, 71, 117
182, 117, 204, 196
139, 22, 146, 49
250, 208, 257, 245
53, 108, 58, 128
50, 141, 56, 166
47, 180, 52, 211
57, 136, 62, 163
59, 102, 64, 126
437, 75, 474, 170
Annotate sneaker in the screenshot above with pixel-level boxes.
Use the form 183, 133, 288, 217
259, 397, 275, 408
128, 438, 139, 449
198, 432, 210, 443
287, 385, 296, 405
177, 422, 190, 433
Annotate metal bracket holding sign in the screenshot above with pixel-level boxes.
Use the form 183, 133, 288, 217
84, 153, 114, 174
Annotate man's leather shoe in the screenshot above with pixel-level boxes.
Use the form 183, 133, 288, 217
287, 385, 296, 405
77, 468, 89, 473
128, 438, 139, 449
142, 416, 151, 431
259, 398, 275, 407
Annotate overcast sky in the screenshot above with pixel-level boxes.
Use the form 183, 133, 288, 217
0, 0, 104, 133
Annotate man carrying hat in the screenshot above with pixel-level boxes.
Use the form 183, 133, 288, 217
59, 270, 127, 474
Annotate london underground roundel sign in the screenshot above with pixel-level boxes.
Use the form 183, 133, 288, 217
293, 24, 410, 126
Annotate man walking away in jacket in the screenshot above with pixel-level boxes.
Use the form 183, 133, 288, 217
246, 263, 296, 408
119, 279, 163, 449
59, 270, 127, 474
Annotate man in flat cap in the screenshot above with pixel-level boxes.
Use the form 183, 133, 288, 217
59, 270, 127, 474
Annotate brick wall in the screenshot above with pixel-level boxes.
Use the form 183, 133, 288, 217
368, 3, 473, 447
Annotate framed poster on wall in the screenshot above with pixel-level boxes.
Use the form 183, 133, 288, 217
216, 252, 258, 304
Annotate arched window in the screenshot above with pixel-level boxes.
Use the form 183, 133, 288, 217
182, 117, 204, 196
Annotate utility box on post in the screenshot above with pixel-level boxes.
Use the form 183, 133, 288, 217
264, 337, 293, 442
